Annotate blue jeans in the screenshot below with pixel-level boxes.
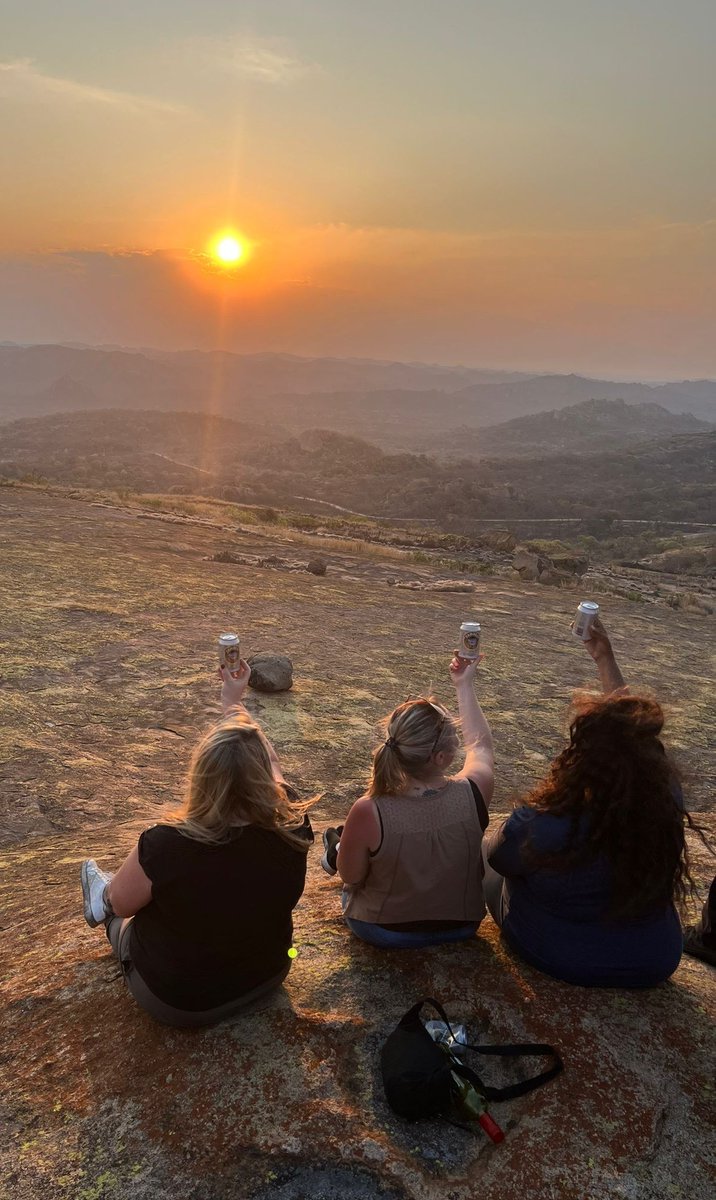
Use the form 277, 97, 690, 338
341, 892, 478, 950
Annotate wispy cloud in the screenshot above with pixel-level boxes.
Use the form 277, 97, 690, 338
195, 35, 315, 85
0, 58, 185, 115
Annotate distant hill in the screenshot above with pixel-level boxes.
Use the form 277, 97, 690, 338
452, 374, 716, 424
445, 399, 713, 458
0, 345, 714, 441
1, 408, 713, 524
0, 344, 530, 422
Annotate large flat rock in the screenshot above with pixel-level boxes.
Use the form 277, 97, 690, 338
1, 826, 715, 1200
1, 487, 714, 1199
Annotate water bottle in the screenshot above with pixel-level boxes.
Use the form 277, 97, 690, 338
425, 1019, 468, 1047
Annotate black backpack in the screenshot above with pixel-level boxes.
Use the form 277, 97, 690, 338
381, 997, 563, 1132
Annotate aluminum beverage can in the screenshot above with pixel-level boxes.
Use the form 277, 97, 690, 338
218, 632, 241, 675
573, 601, 599, 640
459, 621, 481, 659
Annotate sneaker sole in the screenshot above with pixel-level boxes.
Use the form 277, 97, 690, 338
80, 860, 102, 927
320, 851, 337, 876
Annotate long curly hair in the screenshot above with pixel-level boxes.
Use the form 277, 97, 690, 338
525, 693, 700, 919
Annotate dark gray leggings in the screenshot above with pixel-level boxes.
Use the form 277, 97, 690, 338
105, 917, 290, 1028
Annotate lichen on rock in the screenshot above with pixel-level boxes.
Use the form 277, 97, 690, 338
1, 487, 714, 1200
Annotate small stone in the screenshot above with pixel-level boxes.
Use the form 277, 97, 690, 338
306, 556, 327, 576
248, 653, 294, 693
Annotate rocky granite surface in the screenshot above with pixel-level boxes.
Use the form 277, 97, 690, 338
1, 488, 714, 1199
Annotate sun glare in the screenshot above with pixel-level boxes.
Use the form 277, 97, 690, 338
213, 235, 244, 265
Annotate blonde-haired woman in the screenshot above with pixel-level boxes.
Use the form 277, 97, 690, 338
322, 655, 494, 949
79, 664, 312, 1027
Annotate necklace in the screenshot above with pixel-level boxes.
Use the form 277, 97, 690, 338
404, 777, 449, 797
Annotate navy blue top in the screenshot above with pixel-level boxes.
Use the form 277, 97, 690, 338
485, 807, 682, 987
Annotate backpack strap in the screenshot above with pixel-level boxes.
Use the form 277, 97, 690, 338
455, 1043, 563, 1101
408, 998, 563, 1102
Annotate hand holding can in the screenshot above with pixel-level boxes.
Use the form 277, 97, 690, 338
572, 602, 599, 641
218, 632, 242, 677
458, 621, 481, 660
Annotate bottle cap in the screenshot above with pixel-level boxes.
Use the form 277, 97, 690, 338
478, 1111, 505, 1144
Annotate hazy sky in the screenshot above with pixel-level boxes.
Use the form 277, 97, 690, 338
1, 1, 715, 377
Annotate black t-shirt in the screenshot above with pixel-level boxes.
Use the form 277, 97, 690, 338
130, 822, 309, 1011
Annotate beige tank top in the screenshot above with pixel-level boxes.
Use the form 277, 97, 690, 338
343, 777, 487, 925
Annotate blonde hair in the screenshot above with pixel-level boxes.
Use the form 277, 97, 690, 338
368, 696, 458, 798
171, 712, 312, 849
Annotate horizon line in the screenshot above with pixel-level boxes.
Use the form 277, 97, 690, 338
1, 340, 714, 388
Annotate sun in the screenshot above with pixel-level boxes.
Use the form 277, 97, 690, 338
211, 234, 245, 266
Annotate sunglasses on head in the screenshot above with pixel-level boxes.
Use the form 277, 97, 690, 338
425, 700, 448, 757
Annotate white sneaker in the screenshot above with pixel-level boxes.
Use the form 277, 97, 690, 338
320, 827, 342, 876
80, 859, 112, 927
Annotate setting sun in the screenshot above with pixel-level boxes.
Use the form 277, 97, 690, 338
213, 235, 244, 265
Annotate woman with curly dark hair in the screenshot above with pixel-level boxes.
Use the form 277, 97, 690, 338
483, 618, 699, 987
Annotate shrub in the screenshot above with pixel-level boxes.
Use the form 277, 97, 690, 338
257, 506, 279, 524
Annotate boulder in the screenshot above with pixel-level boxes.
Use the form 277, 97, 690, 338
306, 556, 328, 576
480, 529, 517, 553
513, 547, 546, 582
513, 547, 581, 587
551, 554, 589, 577
536, 567, 577, 589
248, 653, 294, 692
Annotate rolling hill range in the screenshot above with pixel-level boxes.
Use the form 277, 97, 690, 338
0, 344, 529, 423
444, 399, 713, 458
1, 408, 713, 524
0, 346, 714, 448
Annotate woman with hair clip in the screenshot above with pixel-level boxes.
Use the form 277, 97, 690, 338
79, 663, 313, 1027
483, 618, 700, 988
321, 654, 494, 949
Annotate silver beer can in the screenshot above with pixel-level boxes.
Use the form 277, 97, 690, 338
218, 632, 241, 675
573, 601, 599, 641
459, 621, 481, 659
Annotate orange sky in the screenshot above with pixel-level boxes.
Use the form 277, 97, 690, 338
1, 2, 715, 377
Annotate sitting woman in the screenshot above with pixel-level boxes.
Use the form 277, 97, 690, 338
80, 663, 313, 1027
322, 654, 494, 949
483, 619, 698, 988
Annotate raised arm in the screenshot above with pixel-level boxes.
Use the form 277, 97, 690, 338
581, 618, 626, 695
450, 653, 495, 806
220, 662, 287, 783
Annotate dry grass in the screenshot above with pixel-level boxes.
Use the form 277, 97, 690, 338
275, 529, 415, 561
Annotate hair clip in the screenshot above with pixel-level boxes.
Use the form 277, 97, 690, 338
385, 735, 399, 749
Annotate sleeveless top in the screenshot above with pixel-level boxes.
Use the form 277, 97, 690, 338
343, 777, 488, 926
